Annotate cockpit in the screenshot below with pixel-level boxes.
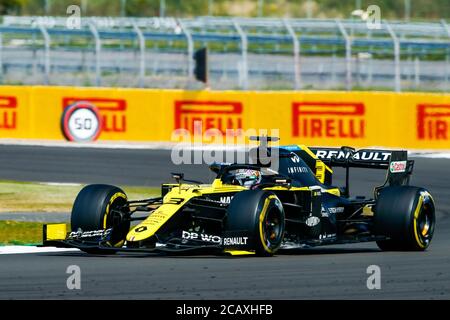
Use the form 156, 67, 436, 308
216, 151, 324, 189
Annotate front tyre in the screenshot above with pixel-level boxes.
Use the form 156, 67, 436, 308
374, 186, 435, 251
71, 184, 130, 253
225, 190, 285, 256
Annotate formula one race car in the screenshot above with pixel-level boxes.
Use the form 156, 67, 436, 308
43, 137, 435, 256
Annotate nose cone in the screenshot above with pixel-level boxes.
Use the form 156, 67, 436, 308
126, 223, 154, 242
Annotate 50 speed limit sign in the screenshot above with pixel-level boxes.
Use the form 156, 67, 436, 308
61, 102, 102, 142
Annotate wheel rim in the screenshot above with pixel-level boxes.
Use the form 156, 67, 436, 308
263, 206, 283, 248
416, 200, 434, 245
105, 196, 129, 246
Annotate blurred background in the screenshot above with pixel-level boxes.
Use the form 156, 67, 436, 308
2, 0, 449, 19
0, 0, 448, 91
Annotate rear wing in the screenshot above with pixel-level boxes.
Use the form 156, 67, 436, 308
309, 147, 414, 187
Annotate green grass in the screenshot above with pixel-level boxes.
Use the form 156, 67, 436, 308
0, 181, 161, 245
0, 180, 160, 213
0, 220, 45, 245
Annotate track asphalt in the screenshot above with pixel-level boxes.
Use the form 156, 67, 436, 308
0, 145, 449, 299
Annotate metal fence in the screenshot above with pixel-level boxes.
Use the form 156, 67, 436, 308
0, 15, 449, 91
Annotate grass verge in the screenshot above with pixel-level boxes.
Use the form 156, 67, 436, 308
0, 180, 160, 213
0, 181, 160, 245
0, 220, 45, 245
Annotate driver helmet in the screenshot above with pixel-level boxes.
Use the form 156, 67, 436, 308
233, 169, 261, 187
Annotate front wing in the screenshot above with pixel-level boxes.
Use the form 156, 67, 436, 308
42, 223, 254, 255
42, 223, 387, 255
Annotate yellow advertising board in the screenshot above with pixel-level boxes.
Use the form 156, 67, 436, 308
0, 86, 449, 149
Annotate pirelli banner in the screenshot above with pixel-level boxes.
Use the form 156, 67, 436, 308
0, 86, 449, 149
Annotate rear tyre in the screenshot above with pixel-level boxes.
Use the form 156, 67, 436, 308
225, 190, 285, 256
71, 184, 130, 254
374, 186, 435, 251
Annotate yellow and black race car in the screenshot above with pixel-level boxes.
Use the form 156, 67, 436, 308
43, 137, 435, 256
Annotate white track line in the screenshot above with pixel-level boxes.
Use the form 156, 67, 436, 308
0, 139, 175, 150
410, 153, 450, 159
39, 182, 82, 187
1, 139, 450, 158
0, 246, 79, 255
0, 139, 248, 151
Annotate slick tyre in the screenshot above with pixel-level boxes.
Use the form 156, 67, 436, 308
71, 184, 130, 254
226, 190, 285, 256
374, 186, 435, 251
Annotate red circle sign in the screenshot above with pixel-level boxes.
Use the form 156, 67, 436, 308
61, 102, 102, 142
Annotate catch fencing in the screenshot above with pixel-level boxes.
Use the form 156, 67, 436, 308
0, 16, 449, 92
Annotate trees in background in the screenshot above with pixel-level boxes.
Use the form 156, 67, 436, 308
0, 0, 22, 15
1, 0, 448, 20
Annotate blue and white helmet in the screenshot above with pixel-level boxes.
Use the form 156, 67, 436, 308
233, 169, 262, 187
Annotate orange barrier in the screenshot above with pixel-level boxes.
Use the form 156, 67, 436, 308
0, 86, 449, 149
